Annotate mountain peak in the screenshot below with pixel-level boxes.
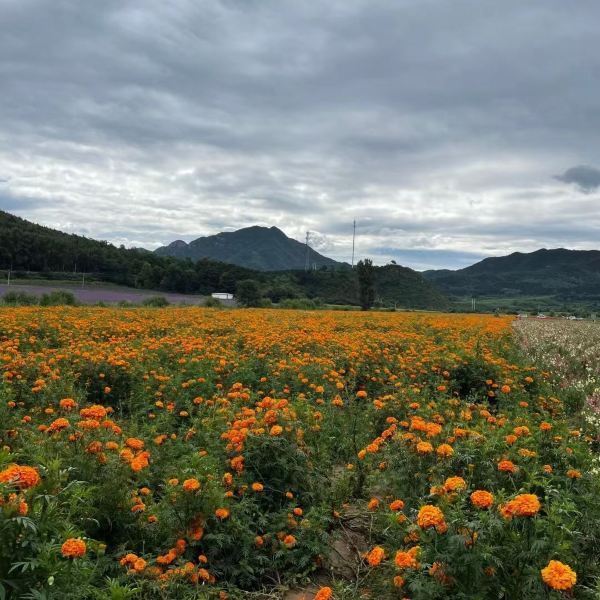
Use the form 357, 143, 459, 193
155, 225, 345, 271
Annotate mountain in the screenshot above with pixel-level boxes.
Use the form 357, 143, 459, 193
156, 226, 345, 271
423, 248, 600, 298
0, 210, 447, 309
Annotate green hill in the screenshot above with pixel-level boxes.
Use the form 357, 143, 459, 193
156, 225, 345, 271
423, 248, 600, 300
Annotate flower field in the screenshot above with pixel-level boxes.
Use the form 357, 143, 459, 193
1, 308, 599, 599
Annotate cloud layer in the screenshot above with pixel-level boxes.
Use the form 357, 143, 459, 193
1, 0, 599, 270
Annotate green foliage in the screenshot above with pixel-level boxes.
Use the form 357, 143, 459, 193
203, 296, 223, 308
40, 291, 77, 306
356, 259, 375, 311
2, 291, 39, 305
141, 296, 170, 308
236, 280, 262, 307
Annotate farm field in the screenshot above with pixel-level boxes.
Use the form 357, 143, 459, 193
0, 283, 212, 306
1, 308, 599, 599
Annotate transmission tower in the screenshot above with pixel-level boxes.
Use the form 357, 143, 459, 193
304, 231, 310, 271
351, 220, 356, 268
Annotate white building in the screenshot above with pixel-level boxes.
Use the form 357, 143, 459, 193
211, 292, 234, 300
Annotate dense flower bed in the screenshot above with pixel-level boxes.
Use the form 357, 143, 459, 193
0, 308, 599, 599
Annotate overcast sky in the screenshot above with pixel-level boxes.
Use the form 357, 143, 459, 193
1, 0, 599, 270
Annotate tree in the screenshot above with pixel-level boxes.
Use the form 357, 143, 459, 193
356, 259, 375, 310
236, 279, 262, 307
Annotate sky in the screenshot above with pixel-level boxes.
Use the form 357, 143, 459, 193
1, 0, 600, 271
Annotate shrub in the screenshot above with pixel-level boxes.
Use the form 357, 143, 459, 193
141, 295, 170, 307
40, 290, 77, 306
204, 296, 223, 308
2, 290, 39, 305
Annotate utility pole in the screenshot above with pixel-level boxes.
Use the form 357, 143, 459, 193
304, 231, 310, 271
82, 272, 85, 288
351, 220, 356, 268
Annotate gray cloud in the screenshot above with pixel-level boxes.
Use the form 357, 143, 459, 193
556, 165, 600, 192
1, 0, 600, 269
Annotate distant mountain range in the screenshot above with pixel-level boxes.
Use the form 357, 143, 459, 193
0, 210, 447, 309
423, 248, 600, 298
156, 226, 345, 271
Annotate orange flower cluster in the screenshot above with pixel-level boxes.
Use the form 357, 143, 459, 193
0, 465, 41, 490
499, 494, 541, 519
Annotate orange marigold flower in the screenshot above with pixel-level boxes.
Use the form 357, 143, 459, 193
443, 476, 466, 493
365, 546, 385, 567
356, 390, 368, 399
394, 546, 419, 569
0, 465, 41, 490
499, 494, 541, 519
47, 417, 71, 433
125, 437, 145, 451
497, 459, 518, 474
79, 404, 107, 420
269, 425, 283, 436
251, 482, 264, 492
567, 469, 581, 479
283, 534, 297, 548
182, 478, 201, 492
61, 538, 86, 558
367, 497, 380, 511
314, 586, 333, 600
59, 398, 77, 410
541, 560, 576, 590
436, 443, 454, 458
417, 505, 446, 532
389, 499, 405, 511
470, 490, 494, 509
215, 508, 230, 520
416, 441, 433, 454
